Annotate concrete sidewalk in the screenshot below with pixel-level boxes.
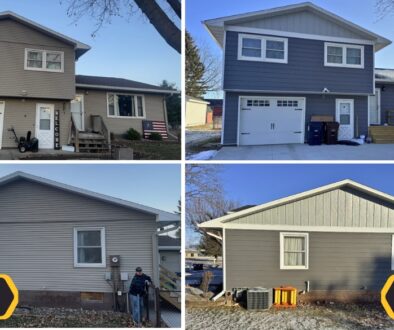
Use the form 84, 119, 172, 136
213, 143, 394, 160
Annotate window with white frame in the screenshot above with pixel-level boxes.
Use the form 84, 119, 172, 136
324, 43, 364, 68
280, 232, 309, 269
238, 34, 288, 63
107, 93, 145, 118
25, 49, 64, 72
74, 228, 106, 267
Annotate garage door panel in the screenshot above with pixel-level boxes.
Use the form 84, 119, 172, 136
239, 97, 305, 145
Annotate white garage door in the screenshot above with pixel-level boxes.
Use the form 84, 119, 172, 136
238, 97, 305, 145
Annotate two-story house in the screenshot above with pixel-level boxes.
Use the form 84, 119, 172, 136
0, 11, 174, 151
204, 2, 392, 146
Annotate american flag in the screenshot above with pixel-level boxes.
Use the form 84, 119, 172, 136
142, 120, 168, 139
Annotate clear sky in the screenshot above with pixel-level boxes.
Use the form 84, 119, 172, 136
0, 164, 180, 213
187, 164, 394, 245
187, 0, 394, 77
1, 0, 180, 87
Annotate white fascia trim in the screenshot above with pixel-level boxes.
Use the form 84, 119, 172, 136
224, 88, 371, 96
280, 232, 309, 270
375, 79, 394, 84
391, 235, 394, 271
221, 91, 226, 145
223, 228, 226, 292
224, 224, 394, 233
0, 171, 179, 222
226, 25, 375, 46
76, 84, 176, 94
158, 246, 181, 251
324, 42, 364, 69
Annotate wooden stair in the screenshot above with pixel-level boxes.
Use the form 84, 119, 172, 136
76, 132, 110, 153
369, 126, 394, 144
159, 265, 181, 311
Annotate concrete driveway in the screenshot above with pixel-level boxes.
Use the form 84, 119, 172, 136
213, 143, 394, 160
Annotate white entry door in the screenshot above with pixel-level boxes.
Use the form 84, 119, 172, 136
336, 99, 354, 140
238, 97, 305, 145
70, 94, 84, 131
0, 101, 5, 149
36, 104, 54, 149
369, 88, 381, 125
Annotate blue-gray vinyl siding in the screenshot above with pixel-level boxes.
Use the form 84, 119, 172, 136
223, 31, 374, 94
376, 83, 394, 124
223, 92, 368, 145
225, 229, 392, 292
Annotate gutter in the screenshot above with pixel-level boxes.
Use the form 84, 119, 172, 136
76, 83, 178, 94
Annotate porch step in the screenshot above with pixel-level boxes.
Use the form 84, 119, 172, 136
72, 135, 110, 153
160, 291, 181, 310
369, 126, 394, 143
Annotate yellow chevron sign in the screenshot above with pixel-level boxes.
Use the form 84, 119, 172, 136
0, 274, 18, 320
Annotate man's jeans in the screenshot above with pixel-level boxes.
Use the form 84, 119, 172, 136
130, 294, 144, 324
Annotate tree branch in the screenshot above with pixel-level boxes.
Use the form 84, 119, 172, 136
166, 0, 181, 19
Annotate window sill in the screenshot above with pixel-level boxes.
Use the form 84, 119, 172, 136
74, 263, 106, 268
238, 56, 287, 64
24, 67, 64, 73
324, 63, 364, 69
107, 115, 145, 119
280, 266, 308, 270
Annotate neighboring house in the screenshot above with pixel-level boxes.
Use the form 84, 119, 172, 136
0, 171, 180, 309
158, 236, 181, 274
199, 180, 394, 302
0, 11, 174, 152
185, 248, 200, 259
205, 98, 223, 128
204, 2, 393, 146
186, 96, 210, 127
375, 68, 394, 125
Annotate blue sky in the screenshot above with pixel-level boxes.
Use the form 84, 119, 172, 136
187, 164, 394, 245
0, 164, 180, 213
187, 0, 394, 76
1, 0, 180, 87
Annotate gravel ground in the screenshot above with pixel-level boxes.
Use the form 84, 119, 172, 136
186, 304, 394, 330
186, 130, 221, 145
0, 307, 151, 328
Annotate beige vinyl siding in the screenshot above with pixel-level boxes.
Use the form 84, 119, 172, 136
225, 229, 392, 291
77, 89, 166, 135
230, 188, 394, 228
0, 19, 75, 100
0, 179, 156, 292
1, 98, 70, 148
185, 100, 208, 127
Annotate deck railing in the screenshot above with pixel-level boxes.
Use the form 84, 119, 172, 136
70, 115, 80, 152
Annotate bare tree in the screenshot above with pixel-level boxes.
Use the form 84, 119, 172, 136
62, 0, 181, 53
376, 0, 394, 18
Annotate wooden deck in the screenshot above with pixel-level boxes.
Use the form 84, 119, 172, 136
369, 125, 394, 143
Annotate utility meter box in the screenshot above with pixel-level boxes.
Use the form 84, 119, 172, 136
121, 272, 129, 281
110, 255, 120, 267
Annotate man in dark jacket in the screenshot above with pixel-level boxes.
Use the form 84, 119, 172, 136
129, 267, 152, 326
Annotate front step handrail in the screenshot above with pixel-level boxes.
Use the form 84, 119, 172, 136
70, 116, 80, 152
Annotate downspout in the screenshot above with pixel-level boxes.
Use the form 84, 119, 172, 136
152, 230, 159, 286
211, 228, 226, 301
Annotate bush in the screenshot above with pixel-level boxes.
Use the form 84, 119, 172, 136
149, 132, 163, 141
126, 128, 141, 141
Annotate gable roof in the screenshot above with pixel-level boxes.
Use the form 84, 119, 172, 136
375, 68, 394, 83
76, 75, 177, 94
0, 172, 179, 224
158, 235, 181, 249
199, 179, 394, 229
204, 2, 391, 51
0, 11, 90, 59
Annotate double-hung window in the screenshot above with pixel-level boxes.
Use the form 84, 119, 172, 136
74, 228, 106, 267
25, 49, 64, 72
107, 93, 145, 118
324, 43, 364, 68
238, 34, 288, 63
280, 232, 309, 270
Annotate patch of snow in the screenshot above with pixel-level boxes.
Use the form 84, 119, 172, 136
187, 150, 217, 160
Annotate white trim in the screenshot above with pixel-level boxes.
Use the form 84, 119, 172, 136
0, 101, 5, 150
324, 42, 364, 69
391, 235, 394, 271
24, 48, 64, 73
221, 30, 226, 90
73, 227, 106, 268
280, 232, 309, 270
236, 96, 306, 146
223, 228, 226, 291
221, 91, 226, 145
199, 179, 394, 229
227, 25, 375, 47
76, 84, 175, 94
106, 92, 146, 119
224, 88, 371, 96
35, 103, 55, 149
368, 88, 381, 126
237, 33, 288, 63
77, 94, 85, 131
223, 223, 394, 233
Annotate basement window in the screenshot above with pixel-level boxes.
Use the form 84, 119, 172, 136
25, 48, 64, 72
280, 232, 309, 270
107, 93, 145, 118
74, 228, 106, 267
